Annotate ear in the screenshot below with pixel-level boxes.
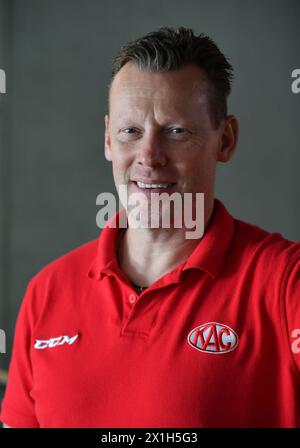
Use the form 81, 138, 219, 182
104, 114, 112, 161
217, 115, 239, 163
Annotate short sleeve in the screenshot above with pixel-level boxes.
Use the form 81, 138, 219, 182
283, 255, 300, 376
0, 281, 40, 427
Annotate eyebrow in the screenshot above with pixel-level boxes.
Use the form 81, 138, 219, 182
115, 115, 196, 125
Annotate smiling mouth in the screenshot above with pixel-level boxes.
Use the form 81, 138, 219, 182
132, 180, 176, 189
136, 181, 175, 189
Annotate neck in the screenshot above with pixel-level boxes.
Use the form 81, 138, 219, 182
117, 199, 215, 287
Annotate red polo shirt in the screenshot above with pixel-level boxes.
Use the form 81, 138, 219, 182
1, 198, 300, 428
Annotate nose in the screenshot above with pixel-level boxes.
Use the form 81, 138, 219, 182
136, 132, 167, 168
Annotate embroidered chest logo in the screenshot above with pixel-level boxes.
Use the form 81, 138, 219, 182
34, 334, 79, 350
187, 322, 238, 354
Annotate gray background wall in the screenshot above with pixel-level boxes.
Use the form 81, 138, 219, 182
0, 0, 299, 373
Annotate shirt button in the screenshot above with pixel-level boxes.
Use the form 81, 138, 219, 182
129, 294, 137, 304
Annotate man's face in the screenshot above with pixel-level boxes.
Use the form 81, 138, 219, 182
104, 62, 235, 226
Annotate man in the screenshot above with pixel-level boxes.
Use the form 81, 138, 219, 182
1, 26, 300, 428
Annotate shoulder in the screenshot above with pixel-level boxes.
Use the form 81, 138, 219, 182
22, 237, 99, 315
232, 217, 300, 272
31, 237, 99, 283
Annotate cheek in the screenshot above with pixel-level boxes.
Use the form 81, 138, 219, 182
178, 155, 216, 187
111, 153, 132, 183
110, 141, 133, 166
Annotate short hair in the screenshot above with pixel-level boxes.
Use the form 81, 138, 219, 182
107, 26, 234, 129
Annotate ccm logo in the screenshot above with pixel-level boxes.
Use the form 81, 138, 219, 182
34, 334, 79, 350
188, 322, 238, 354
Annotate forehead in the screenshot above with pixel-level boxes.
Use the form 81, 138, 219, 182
109, 62, 210, 117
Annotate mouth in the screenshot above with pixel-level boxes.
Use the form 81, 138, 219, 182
130, 180, 176, 194
135, 180, 175, 189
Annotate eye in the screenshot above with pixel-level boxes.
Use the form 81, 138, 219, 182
122, 128, 137, 134
170, 127, 186, 133
167, 127, 191, 142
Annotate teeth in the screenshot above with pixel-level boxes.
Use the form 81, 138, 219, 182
137, 181, 172, 189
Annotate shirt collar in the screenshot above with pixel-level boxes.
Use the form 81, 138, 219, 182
181, 198, 235, 277
88, 197, 235, 280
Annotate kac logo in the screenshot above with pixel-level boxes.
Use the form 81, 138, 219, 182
187, 322, 238, 354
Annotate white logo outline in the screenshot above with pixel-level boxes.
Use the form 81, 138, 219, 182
187, 321, 239, 355
34, 334, 79, 350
